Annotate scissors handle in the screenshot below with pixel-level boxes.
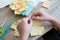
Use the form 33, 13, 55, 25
0, 27, 3, 37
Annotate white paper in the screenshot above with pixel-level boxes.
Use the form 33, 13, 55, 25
0, 0, 13, 8
28, 0, 46, 7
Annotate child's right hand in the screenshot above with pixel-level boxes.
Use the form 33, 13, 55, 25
31, 10, 54, 21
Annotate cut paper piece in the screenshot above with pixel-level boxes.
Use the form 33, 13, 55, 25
41, 0, 51, 9
9, 4, 17, 10
12, 0, 27, 4
14, 29, 20, 37
10, 20, 20, 37
12, 0, 18, 4
14, 9, 21, 15
10, 22, 18, 30
15, 1, 27, 9
10, 24, 16, 30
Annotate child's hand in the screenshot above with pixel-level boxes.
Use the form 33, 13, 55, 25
17, 17, 32, 36
31, 10, 53, 21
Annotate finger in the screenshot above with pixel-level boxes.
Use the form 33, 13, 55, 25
32, 12, 38, 17
32, 16, 43, 21
32, 17, 40, 20
31, 10, 43, 18
31, 10, 39, 17
23, 17, 32, 25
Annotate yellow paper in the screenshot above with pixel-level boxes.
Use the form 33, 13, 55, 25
14, 9, 21, 14
14, 29, 20, 37
9, 4, 17, 10
31, 20, 45, 36
31, 26, 45, 36
42, 0, 51, 9
11, 22, 18, 30
10, 21, 19, 37
32, 20, 43, 27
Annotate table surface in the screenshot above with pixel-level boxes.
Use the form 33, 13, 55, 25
0, 0, 60, 40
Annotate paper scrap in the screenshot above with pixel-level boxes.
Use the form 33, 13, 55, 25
42, 0, 51, 9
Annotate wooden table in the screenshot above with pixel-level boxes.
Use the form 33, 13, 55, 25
0, 0, 60, 40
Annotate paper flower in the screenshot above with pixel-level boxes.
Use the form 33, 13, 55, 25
9, 0, 28, 15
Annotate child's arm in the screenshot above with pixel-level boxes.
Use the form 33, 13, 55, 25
31, 10, 60, 32
50, 18, 60, 32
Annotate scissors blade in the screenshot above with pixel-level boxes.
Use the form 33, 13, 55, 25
1, 17, 7, 26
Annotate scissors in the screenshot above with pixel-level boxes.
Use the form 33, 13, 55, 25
0, 17, 7, 37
